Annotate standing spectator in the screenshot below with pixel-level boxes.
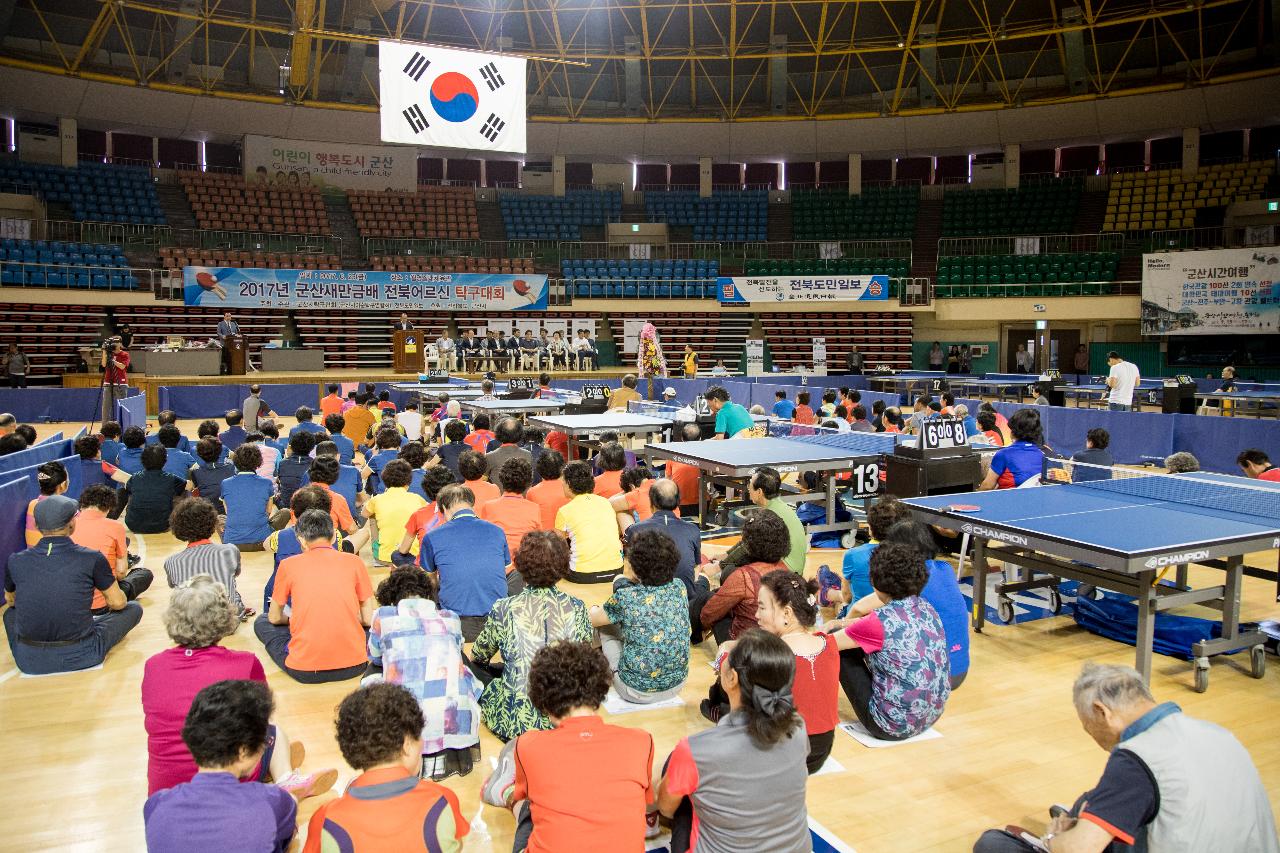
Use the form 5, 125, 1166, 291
124, 445, 188, 534
527, 450, 570, 530
303, 683, 469, 852
163, 498, 249, 620
959, 344, 973, 374
220, 444, 277, 550
478, 457, 543, 560
1238, 449, 1280, 482
364, 569, 482, 781
696, 510, 791, 643
4, 495, 143, 674
254, 509, 373, 683
420, 485, 510, 641
74, 485, 153, 611
846, 345, 865, 374
362, 459, 427, 565
99, 338, 130, 425
1015, 343, 1033, 374
1105, 350, 1141, 411
928, 341, 944, 371
590, 529, 690, 704
555, 461, 623, 583
772, 390, 796, 419
190, 438, 235, 511
1072, 343, 1090, 383
469, 531, 592, 742
459, 450, 501, 506
218, 410, 247, 453
485, 641, 654, 852
657, 630, 810, 853
6, 341, 30, 387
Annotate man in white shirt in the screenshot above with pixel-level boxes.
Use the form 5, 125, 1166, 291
395, 402, 424, 442
434, 332, 455, 371
1105, 350, 1141, 411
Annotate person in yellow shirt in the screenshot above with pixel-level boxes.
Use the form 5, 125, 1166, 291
683, 345, 699, 378
361, 459, 426, 565
606, 375, 642, 412
554, 461, 623, 583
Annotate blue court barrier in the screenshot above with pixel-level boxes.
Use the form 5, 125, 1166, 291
991, 401, 1176, 466
0, 454, 84, 501
116, 393, 147, 430
0, 439, 75, 477
0, 387, 141, 423
0, 478, 30, 569
158, 385, 244, 419
37, 431, 63, 444
253, 384, 320, 419
1168, 413, 1280, 475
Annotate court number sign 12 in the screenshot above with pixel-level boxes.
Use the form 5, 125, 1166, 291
847, 462, 880, 499
920, 417, 967, 450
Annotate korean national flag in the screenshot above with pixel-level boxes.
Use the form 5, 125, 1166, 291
379, 40, 527, 154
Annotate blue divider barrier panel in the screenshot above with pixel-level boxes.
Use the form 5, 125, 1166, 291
0, 439, 74, 477
0, 478, 30, 569
0, 387, 140, 423
116, 393, 147, 430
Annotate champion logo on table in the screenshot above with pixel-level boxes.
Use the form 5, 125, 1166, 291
1143, 550, 1210, 569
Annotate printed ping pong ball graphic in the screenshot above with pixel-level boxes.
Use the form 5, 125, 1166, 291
196, 271, 219, 288
513, 278, 538, 304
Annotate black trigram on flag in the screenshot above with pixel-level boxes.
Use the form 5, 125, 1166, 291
402, 52, 430, 82
479, 62, 505, 91
402, 104, 429, 134
479, 113, 505, 142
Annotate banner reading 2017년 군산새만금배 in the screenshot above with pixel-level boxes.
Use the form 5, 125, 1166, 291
183, 267, 549, 311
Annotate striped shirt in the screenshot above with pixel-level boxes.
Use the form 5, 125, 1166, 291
162, 540, 247, 617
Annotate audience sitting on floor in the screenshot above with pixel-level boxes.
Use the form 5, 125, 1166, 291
363, 459, 427, 566
459, 450, 501, 505
190, 438, 234, 512
163, 498, 249, 620
25, 459, 69, 546
527, 450, 569, 530
75, 433, 131, 491
99, 420, 124, 464
416, 484, 511, 642
469, 530, 592, 742
555, 461, 624, 584
707, 466, 807, 577
592, 442, 628, 498
314, 440, 365, 514
157, 424, 198, 481
696, 510, 792, 644
973, 662, 1278, 852
125, 445, 189, 535
254, 509, 373, 684
590, 528, 690, 705
622, 478, 705, 632
323, 414, 356, 464
219, 410, 247, 452
364, 567, 483, 781
220, 444, 278, 551
275, 431, 317, 508
116, 425, 148, 474
4, 494, 144, 674
484, 417, 532, 474
366, 427, 405, 496
477, 457, 543, 562
483, 640, 655, 851
75, 484, 153, 611
658, 628, 811, 853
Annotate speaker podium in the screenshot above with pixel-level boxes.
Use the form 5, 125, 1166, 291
393, 330, 422, 374
222, 335, 246, 375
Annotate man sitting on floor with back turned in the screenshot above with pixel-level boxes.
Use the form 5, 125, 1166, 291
974, 662, 1278, 853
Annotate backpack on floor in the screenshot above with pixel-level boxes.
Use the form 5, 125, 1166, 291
796, 501, 852, 548
1073, 593, 1256, 660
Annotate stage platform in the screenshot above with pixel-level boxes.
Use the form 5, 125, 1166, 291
63, 367, 631, 415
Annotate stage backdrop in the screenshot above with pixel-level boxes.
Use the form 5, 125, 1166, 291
242, 134, 416, 192
1141, 246, 1280, 335
183, 267, 548, 311
379, 41, 527, 154
717, 274, 891, 304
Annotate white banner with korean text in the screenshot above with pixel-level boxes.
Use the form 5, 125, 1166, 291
242, 134, 417, 192
1141, 247, 1280, 335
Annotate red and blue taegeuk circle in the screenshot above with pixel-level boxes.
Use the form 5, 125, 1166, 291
429, 72, 480, 123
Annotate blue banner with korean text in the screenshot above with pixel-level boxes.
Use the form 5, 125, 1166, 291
183, 267, 549, 311
717, 274, 890, 304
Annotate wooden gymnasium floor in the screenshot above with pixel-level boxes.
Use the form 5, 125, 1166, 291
4, 418, 1280, 853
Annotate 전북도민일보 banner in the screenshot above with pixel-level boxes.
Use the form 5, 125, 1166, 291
718, 274, 891, 304
184, 267, 548, 311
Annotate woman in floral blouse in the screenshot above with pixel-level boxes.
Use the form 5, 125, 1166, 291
469, 531, 591, 742
364, 567, 482, 780
823, 542, 950, 741
589, 528, 690, 704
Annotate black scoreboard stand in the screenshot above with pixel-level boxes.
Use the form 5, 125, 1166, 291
500, 376, 537, 400
1033, 369, 1069, 407
1159, 375, 1197, 414
885, 417, 983, 499
564, 382, 611, 415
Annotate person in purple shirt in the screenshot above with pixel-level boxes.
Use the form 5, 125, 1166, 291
143, 680, 300, 853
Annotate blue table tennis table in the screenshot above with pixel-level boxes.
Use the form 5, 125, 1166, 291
949, 377, 1038, 402
869, 371, 958, 397
645, 431, 906, 534
1193, 389, 1280, 417
904, 471, 1279, 690
1060, 379, 1165, 409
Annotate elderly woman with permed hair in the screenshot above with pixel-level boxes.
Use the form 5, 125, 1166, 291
140, 576, 335, 799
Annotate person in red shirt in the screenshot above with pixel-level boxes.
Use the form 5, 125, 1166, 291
464, 414, 496, 455
696, 511, 791, 643
319, 384, 344, 419
976, 411, 1005, 447
459, 451, 500, 506
792, 391, 816, 425
100, 338, 130, 425
593, 442, 627, 498
305, 683, 468, 853
528, 451, 570, 530
482, 641, 654, 853
478, 457, 543, 562
1238, 448, 1280, 482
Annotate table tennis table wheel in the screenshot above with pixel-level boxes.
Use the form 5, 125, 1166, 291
1048, 589, 1063, 615
1077, 584, 1099, 601
997, 597, 1015, 625
1250, 645, 1266, 680
1193, 658, 1210, 693
840, 531, 857, 549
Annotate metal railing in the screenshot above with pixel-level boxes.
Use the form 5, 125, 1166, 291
554, 275, 930, 306
738, 239, 913, 262
934, 279, 1140, 298
170, 227, 342, 256
938, 232, 1125, 257
556, 241, 723, 263
28, 218, 173, 251
897, 277, 932, 307
0, 259, 167, 292
77, 153, 155, 169
417, 178, 479, 188
364, 237, 535, 259
1145, 225, 1277, 252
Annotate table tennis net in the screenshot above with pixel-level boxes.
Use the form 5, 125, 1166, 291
1049, 460, 1280, 522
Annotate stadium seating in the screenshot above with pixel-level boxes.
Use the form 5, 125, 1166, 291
759, 312, 913, 370
934, 251, 1119, 297
941, 179, 1082, 237
644, 190, 767, 242
371, 255, 533, 274
559, 258, 720, 299
0, 160, 163, 224
179, 171, 330, 234
1103, 160, 1274, 232
158, 247, 341, 276
791, 187, 919, 240
348, 186, 479, 240
742, 257, 910, 298
0, 238, 135, 289
499, 190, 621, 240
607, 312, 754, 370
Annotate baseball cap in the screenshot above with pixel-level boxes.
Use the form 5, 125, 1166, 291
662, 387, 678, 398
34, 494, 79, 531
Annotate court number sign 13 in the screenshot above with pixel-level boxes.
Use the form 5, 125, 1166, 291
847, 462, 880, 499
920, 417, 967, 450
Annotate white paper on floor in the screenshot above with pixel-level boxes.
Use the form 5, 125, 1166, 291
811, 756, 847, 776
838, 720, 941, 748
19, 664, 104, 678
603, 690, 686, 715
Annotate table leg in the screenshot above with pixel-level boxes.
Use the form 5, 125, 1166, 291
697, 470, 708, 531
1220, 555, 1243, 639
1135, 569, 1156, 683
825, 472, 837, 526
1175, 563, 1189, 590
972, 539, 989, 633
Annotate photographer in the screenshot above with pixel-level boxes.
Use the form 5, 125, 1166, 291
100, 338, 131, 425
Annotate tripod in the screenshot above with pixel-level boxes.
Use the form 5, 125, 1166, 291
90, 341, 123, 435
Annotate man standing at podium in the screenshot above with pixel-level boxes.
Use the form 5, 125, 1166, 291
394, 312, 414, 332
100, 338, 130, 425
217, 312, 240, 338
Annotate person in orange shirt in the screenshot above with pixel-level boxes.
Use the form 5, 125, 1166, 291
608, 466, 676, 534
478, 457, 543, 562
73, 484, 154, 611
319, 384, 344, 420
882, 407, 904, 434
527, 451, 570, 531
793, 391, 816, 425
459, 451, 500, 507
463, 414, 496, 455
592, 443, 627, 498
305, 456, 371, 551
341, 394, 377, 449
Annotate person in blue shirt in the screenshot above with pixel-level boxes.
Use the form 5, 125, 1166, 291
146, 411, 191, 453
195, 419, 230, 463
839, 496, 904, 608
221, 444, 279, 551
156, 424, 198, 482
396, 441, 431, 501
115, 425, 148, 475
772, 391, 796, 420
324, 414, 356, 465
981, 408, 1048, 490
260, 422, 288, 460
881, 519, 969, 689
99, 421, 124, 466
74, 434, 131, 491
289, 407, 328, 440
436, 419, 471, 482
191, 437, 235, 512
314, 441, 365, 513
417, 484, 510, 642
366, 428, 403, 495
275, 431, 316, 509
219, 410, 247, 452
953, 404, 981, 437
705, 386, 754, 439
